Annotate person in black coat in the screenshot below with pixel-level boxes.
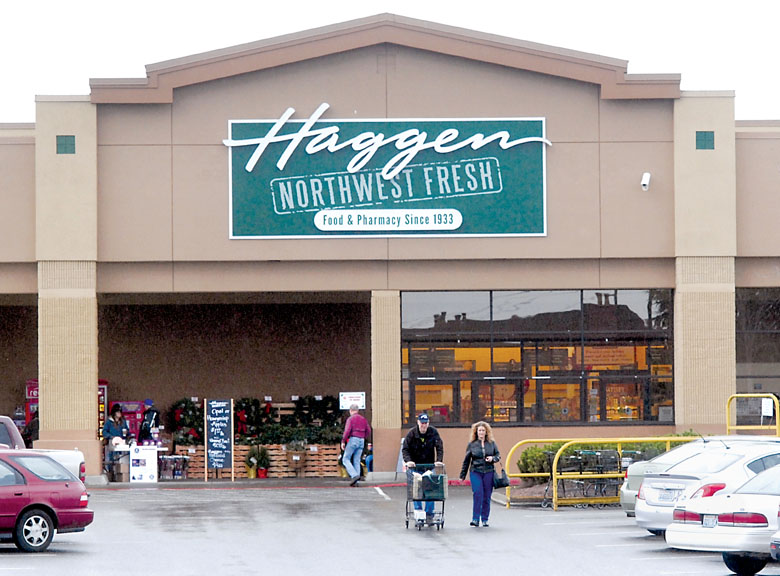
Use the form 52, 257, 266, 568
402, 413, 444, 522
460, 420, 500, 527
138, 398, 161, 444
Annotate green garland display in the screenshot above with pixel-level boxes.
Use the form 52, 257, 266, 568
169, 394, 346, 447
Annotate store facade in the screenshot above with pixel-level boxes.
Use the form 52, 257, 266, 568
1, 14, 780, 475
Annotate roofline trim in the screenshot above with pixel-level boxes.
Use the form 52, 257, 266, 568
90, 13, 681, 104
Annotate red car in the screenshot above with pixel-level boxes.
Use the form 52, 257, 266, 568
0, 450, 93, 552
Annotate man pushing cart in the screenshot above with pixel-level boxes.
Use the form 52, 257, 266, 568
402, 413, 446, 529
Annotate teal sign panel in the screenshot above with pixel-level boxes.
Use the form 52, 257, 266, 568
224, 103, 550, 238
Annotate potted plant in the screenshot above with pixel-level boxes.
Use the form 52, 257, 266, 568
245, 445, 263, 479
284, 439, 308, 473
256, 446, 271, 478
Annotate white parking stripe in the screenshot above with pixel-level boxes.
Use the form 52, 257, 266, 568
375, 486, 391, 500
570, 531, 644, 536
544, 521, 622, 525
642, 555, 716, 561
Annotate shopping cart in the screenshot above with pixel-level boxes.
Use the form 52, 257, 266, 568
405, 463, 447, 530
541, 449, 623, 508
579, 449, 621, 504
541, 450, 583, 508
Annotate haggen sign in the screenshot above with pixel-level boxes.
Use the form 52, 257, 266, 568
224, 103, 550, 238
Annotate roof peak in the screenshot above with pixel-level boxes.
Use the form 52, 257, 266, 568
90, 12, 680, 105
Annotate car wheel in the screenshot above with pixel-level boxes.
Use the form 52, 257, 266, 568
648, 529, 665, 536
722, 552, 768, 576
14, 509, 54, 553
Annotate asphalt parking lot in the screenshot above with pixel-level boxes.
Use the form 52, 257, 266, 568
2, 481, 780, 575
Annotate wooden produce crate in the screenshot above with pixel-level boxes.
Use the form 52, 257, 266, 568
301, 445, 341, 478
175, 444, 341, 479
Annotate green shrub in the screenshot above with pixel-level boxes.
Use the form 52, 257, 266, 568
517, 445, 547, 483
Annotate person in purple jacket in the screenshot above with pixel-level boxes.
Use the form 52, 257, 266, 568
341, 404, 371, 487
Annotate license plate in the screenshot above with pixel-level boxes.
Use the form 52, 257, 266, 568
658, 490, 680, 502
703, 514, 717, 528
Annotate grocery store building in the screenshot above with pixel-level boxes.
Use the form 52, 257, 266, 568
2, 14, 780, 475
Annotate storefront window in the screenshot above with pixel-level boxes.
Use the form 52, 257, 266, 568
540, 380, 581, 422
492, 290, 580, 335
402, 291, 490, 331
736, 288, 780, 399
402, 290, 674, 426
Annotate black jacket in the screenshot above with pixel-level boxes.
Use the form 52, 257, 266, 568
138, 407, 161, 442
402, 425, 444, 465
460, 440, 501, 479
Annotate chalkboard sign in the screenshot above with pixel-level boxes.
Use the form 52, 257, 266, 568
206, 399, 233, 470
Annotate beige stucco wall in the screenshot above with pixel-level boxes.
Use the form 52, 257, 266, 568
735, 125, 780, 259
34, 99, 102, 473
673, 92, 736, 257
673, 93, 737, 429
734, 124, 780, 287
0, 125, 36, 265
96, 45, 675, 288
95, 259, 676, 294
0, 125, 37, 297
35, 98, 97, 261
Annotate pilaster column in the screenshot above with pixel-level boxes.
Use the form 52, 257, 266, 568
35, 98, 101, 474
371, 290, 401, 472
673, 92, 736, 432
38, 261, 98, 436
673, 257, 735, 428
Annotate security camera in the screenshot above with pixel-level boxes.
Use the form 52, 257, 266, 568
641, 172, 651, 191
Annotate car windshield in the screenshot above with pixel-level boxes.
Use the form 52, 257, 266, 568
10, 455, 75, 481
665, 450, 742, 475
736, 464, 780, 495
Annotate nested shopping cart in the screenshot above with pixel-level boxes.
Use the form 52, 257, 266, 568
405, 463, 447, 530
541, 449, 623, 508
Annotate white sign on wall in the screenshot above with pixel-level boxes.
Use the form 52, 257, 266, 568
339, 391, 366, 410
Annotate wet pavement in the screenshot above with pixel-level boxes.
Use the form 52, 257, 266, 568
2, 478, 780, 575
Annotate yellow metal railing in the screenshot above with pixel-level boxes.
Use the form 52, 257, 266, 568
726, 393, 780, 436
503, 436, 696, 510
500, 395, 780, 510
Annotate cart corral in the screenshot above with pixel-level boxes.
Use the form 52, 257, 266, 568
504, 437, 698, 510
504, 395, 780, 510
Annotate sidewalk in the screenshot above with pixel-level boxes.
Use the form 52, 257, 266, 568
86, 470, 409, 489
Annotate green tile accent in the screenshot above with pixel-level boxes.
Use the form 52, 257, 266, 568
56, 135, 76, 154
695, 131, 714, 150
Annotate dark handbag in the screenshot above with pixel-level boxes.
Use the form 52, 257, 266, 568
493, 462, 510, 489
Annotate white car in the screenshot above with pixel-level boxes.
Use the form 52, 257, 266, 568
621, 440, 706, 516
666, 464, 780, 576
621, 436, 780, 518
635, 441, 780, 536
0, 416, 86, 482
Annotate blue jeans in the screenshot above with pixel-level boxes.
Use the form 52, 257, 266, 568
470, 469, 494, 522
343, 437, 364, 479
